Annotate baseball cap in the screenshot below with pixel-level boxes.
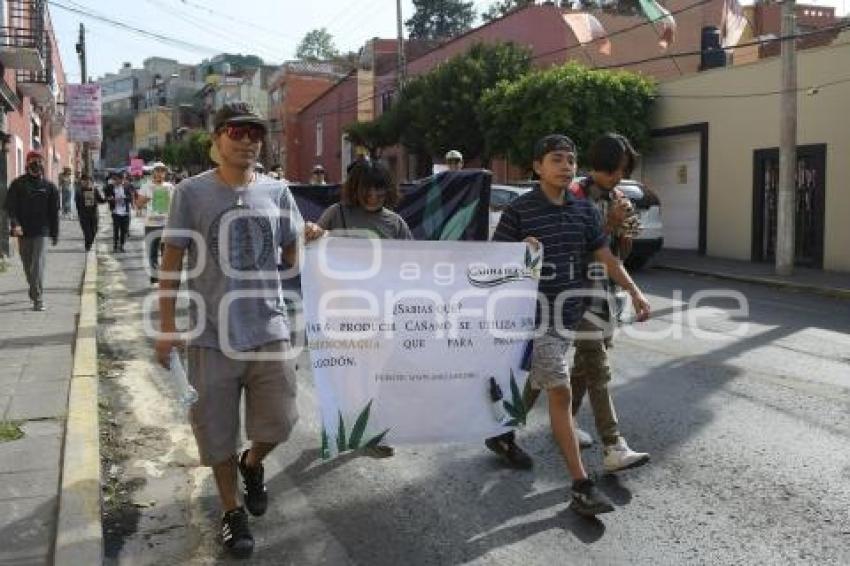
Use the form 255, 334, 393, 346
312, 164, 325, 173
445, 149, 463, 161
213, 102, 266, 131
151, 161, 167, 170
533, 134, 577, 161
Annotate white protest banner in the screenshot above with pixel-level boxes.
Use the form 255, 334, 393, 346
301, 239, 541, 456
65, 84, 102, 143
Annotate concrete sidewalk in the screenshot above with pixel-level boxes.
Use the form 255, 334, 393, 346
652, 249, 850, 299
0, 220, 89, 565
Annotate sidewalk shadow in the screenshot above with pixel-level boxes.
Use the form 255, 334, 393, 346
0, 479, 102, 566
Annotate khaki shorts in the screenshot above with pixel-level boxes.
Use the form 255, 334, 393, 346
187, 341, 298, 466
528, 329, 573, 391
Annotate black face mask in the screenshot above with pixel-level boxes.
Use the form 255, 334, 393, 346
27, 162, 43, 176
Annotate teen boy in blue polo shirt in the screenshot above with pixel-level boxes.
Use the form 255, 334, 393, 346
490, 134, 651, 516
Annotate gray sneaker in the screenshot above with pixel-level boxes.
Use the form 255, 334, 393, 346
570, 479, 615, 517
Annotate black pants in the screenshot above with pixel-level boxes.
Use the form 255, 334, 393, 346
79, 212, 98, 251
144, 225, 163, 281
112, 214, 129, 250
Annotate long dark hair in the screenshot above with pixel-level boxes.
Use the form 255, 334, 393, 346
587, 133, 638, 177
341, 160, 399, 208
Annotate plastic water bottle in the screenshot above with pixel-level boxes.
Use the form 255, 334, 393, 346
488, 377, 510, 426
170, 348, 198, 407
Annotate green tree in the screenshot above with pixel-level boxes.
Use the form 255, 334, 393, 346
371, 42, 532, 164
406, 0, 476, 40
137, 147, 159, 163
478, 62, 656, 171
344, 113, 398, 157
481, 0, 534, 22
158, 131, 212, 173
296, 28, 340, 61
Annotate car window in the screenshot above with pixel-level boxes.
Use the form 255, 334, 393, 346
490, 188, 515, 210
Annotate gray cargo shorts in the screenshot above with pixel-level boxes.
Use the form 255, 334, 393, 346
187, 340, 298, 466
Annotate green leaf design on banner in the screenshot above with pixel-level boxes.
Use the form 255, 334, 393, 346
503, 400, 523, 421
364, 428, 391, 448
348, 400, 373, 449
440, 200, 478, 240
509, 369, 527, 426
336, 411, 347, 453
320, 427, 330, 460
423, 180, 444, 239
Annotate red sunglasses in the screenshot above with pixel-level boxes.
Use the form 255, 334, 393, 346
223, 124, 266, 143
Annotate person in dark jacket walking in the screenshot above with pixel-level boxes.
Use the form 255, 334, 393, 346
74, 173, 105, 251
104, 173, 132, 251
2, 150, 60, 311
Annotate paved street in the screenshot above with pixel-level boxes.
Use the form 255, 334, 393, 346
96, 228, 850, 566
0, 220, 88, 565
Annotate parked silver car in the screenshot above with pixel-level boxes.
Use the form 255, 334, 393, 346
489, 184, 530, 238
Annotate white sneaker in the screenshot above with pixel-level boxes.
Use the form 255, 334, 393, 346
574, 421, 593, 449
603, 438, 650, 472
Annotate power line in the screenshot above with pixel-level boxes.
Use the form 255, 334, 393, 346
49, 0, 219, 54
325, 0, 387, 46
303, 19, 850, 120
172, 0, 298, 39
591, 21, 850, 71
576, 0, 714, 50
657, 72, 850, 99
172, 0, 302, 42
143, 0, 283, 62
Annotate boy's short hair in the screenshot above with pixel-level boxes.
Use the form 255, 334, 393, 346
533, 134, 577, 162
587, 133, 639, 176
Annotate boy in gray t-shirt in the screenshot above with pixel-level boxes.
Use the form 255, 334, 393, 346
156, 102, 322, 559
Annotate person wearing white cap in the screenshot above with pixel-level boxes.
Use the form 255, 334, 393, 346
309, 164, 328, 185
136, 161, 173, 285
445, 149, 464, 171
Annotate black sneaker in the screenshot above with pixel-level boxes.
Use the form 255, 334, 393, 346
221, 507, 254, 559
238, 449, 268, 517
570, 479, 615, 517
484, 433, 533, 469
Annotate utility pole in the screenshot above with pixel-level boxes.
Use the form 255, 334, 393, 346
396, 0, 408, 180
776, 0, 797, 275
75, 23, 90, 177
396, 0, 406, 92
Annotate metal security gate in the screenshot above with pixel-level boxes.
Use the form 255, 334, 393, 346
752, 144, 826, 268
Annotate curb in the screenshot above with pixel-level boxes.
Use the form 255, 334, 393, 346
653, 263, 850, 301
54, 249, 103, 565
